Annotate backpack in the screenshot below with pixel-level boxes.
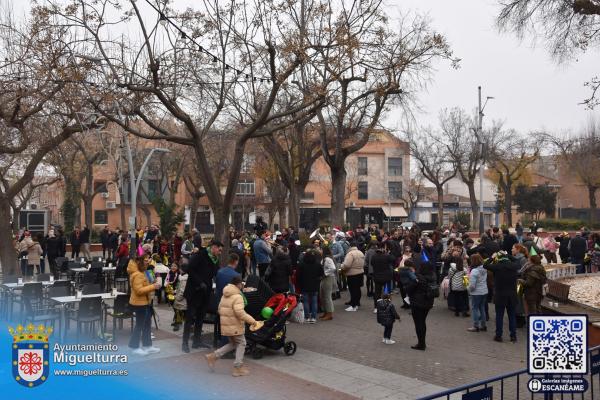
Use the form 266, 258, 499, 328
426, 280, 440, 299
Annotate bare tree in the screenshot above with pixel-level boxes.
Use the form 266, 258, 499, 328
488, 129, 539, 226
310, 2, 457, 226
497, 0, 600, 107
439, 108, 500, 230
0, 6, 99, 276
402, 175, 425, 220
46, 0, 322, 252
543, 119, 600, 224
410, 129, 457, 227
262, 122, 321, 228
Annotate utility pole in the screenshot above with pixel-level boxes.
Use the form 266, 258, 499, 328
476, 86, 494, 236
478, 86, 484, 236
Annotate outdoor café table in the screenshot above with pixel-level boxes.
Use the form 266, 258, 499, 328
50, 292, 126, 341
0, 280, 71, 319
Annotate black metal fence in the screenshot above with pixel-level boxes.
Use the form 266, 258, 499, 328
418, 346, 600, 400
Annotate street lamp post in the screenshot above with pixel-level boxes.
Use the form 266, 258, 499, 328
125, 137, 170, 256
476, 86, 494, 236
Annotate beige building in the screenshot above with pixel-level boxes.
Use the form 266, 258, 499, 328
37, 131, 410, 234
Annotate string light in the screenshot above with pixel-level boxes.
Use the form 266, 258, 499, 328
142, 0, 271, 83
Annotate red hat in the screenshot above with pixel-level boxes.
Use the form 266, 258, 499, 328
345, 231, 353, 237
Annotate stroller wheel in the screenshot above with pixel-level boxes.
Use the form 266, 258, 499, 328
252, 347, 264, 360
245, 342, 255, 355
284, 341, 297, 356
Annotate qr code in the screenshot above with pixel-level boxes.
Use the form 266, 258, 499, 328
528, 316, 587, 374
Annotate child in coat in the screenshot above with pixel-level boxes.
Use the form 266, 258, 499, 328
376, 291, 400, 344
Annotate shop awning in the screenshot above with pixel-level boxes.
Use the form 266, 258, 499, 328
383, 206, 408, 218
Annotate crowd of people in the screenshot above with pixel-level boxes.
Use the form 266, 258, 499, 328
11, 219, 600, 375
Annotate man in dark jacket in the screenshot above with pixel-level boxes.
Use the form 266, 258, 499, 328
100, 226, 111, 259
80, 225, 91, 260
484, 252, 520, 342
267, 247, 292, 293
108, 230, 119, 261
371, 244, 396, 310
569, 232, 587, 274
501, 229, 518, 254
182, 240, 222, 353
556, 233, 570, 263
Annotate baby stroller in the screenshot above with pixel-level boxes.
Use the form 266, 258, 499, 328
245, 292, 298, 359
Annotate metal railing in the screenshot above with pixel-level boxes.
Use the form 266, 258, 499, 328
418, 346, 600, 400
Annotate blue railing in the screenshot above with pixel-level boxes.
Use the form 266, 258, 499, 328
418, 345, 600, 400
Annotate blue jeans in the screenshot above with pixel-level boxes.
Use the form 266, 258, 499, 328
302, 292, 318, 319
495, 300, 516, 338
129, 304, 152, 349
470, 294, 487, 329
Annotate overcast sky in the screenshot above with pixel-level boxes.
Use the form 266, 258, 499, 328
384, 0, 599, 135
9, 0, 598, 135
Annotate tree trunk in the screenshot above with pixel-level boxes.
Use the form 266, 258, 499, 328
588, 185, 597, 225
212, 205, 231, 262
504, 183, 513, 227
83, 195, 93, 229
436, 185, 444, 228
330, 165, 347, 227
467, 182, 479, 231
189, 196, 199, 232
0, 196, 18, 278
288, 184, 300, 229
278, 206, 286, 228
119, 204, 126, 231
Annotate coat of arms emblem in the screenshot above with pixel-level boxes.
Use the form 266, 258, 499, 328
9, 324, 52, 388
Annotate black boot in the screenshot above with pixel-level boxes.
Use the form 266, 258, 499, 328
182, 341, 190, 353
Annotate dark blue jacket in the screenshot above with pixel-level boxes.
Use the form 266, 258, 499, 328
215, 266, 241, 301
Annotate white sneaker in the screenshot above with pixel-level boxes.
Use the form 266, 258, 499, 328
132, 348, 149, 356
143, 346, 160, 354
345, 306, 357, 312
385, 339, 395, 345
151, 333, 156, 340
373, 308, 378, 313
309, 318, 316, 324
382, 338, 387, 343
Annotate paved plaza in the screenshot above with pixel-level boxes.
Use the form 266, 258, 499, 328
142, 284, 526, 400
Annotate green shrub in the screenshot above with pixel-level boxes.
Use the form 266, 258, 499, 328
523, 218, 600, 230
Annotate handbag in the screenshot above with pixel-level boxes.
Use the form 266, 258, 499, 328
290, 301, 304, 323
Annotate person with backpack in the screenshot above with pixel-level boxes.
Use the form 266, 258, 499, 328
405, 257, 436, 350
371, 242, 396, 313
376, 291, 400, 345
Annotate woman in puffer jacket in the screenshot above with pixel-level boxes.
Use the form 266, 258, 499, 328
467, 254, 488, 332
205, 276, 261, 377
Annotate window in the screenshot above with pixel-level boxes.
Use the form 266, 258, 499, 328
147, 179, 160, 200
241, 155, 255, 173
388, 157, 403, 176
94, 181, 107, 193
358, 181, 368, 200
388, 181, 403, 200
301, 191, 315, 200
358, 157, 368, 176
94, 210, 108, 225
236, 179, 255, 196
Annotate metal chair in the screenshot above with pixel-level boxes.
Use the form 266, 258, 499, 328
12, 282, 43, 320
0, 276, 18, 319
22, 297, 60, 335
68, 296, 104, 342
82, 283, 102, 295
103, 294, 133, 342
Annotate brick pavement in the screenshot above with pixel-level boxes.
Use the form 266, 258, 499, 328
283, 288, 527, 389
